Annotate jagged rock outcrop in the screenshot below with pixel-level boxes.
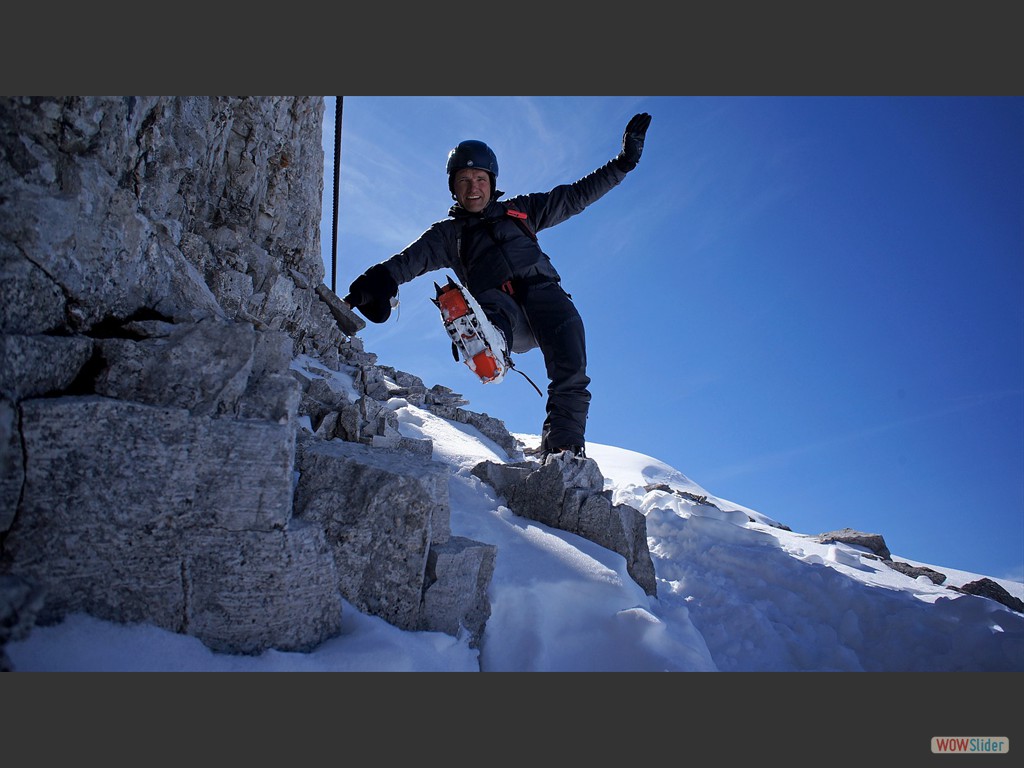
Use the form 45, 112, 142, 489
0, 96, 501, 661
887, 560, 947, 585
296, 438, 449, 627
815, 527, 1024, 614
471, 454, 658, 597
951, 577, 1024, 614
816, 528, 892, 561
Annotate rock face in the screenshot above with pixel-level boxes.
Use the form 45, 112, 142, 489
0, 96, 502, 662
293, 438, 452, 631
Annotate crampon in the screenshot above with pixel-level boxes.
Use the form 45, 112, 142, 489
432, 276, 509, 384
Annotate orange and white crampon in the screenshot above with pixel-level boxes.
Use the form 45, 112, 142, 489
432, 276, 509, 384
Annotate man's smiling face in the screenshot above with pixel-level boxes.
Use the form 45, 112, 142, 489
452, 167, 492, 213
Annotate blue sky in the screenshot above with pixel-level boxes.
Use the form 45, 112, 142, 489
319, 96, 1023, 583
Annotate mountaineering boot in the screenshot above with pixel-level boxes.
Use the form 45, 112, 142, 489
432, 276, 510, 385
534, 425, 587, 462
542, 444, 586, 463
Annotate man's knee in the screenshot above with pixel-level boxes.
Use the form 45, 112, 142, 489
477, 288, 536, 353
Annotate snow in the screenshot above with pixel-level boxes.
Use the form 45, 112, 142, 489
8, 368, 1022, 675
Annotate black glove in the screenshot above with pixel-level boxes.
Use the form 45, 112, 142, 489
344, 263, 398, 323
615, 112, 652, 173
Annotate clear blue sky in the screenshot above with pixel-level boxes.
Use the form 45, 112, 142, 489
319, 96, 1023, 583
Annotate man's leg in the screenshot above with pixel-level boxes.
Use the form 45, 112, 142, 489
523, 283, 591, 452
475, 288, 536, 354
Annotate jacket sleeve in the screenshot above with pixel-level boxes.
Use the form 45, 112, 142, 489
378, 219, 460, 286
510, 159, 629, 233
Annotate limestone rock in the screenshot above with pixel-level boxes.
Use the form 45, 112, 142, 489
0, 96, 500, 663
422, 536, 497, 648
293, 438, 451, 631
816, 527, 892, 561
472, 454, 657, 597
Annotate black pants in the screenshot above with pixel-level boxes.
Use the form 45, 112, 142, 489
477, 281, 591, 450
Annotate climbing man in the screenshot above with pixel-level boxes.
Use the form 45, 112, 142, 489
345, 112, 652, 461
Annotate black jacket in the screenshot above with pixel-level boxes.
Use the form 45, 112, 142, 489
380, 158, 628, 296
